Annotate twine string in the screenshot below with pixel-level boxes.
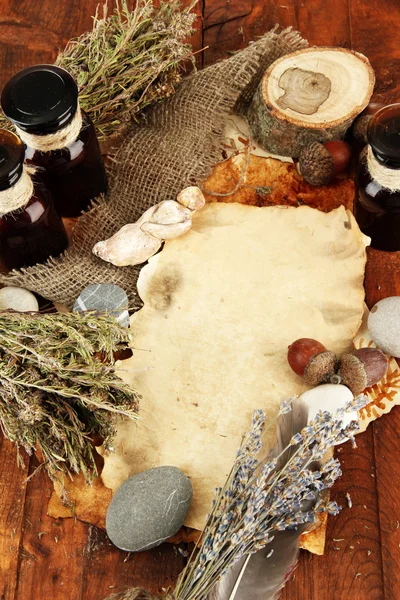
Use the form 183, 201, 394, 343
15, 105, 83, 152
0, 166, 35, 215
367, 145, 400, 192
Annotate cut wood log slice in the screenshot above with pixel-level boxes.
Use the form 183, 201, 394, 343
247, 47, 375, 157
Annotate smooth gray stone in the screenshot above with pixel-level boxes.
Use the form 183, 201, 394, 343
73, 283, 129, 328
368, 296, 400, 358
106, 466, 193, 552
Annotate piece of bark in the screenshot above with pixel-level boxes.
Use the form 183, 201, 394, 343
248, 47, 375, 157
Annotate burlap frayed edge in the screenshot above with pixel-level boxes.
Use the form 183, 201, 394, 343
0, 27, 307, 309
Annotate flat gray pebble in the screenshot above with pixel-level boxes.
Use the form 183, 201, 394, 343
106, 466, 193, 552
368, 296, 400, 357
73, 283, 129, 328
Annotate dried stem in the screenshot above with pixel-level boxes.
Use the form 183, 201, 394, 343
0, 310, 138, 480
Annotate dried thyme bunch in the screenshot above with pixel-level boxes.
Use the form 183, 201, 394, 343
57, 0, 196, 141
172, 395, 369, 600
0, 310, 138, 480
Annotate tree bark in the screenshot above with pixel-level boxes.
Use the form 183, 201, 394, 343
247, 47, 375, 157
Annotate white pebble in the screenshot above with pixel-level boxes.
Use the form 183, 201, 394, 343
300, 384, 357, 433
368, 296, 400, 357
0, 286, 39, 312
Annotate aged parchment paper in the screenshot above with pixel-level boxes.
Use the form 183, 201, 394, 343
100, 202, 367, 531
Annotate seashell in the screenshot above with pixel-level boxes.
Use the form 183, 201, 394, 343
177, 186, 206, 211
93, 188, 205, 268
92, 222, 162, 267
149, 200, 192, 225
141, 218, 192, 240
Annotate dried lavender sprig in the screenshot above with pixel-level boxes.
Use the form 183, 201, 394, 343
174, 394, 369, 600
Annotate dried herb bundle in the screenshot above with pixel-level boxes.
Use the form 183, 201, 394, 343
0, 310, 138, 480
57, 0, 196, 140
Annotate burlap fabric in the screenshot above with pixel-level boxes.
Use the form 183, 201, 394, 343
0, 28, 307, 309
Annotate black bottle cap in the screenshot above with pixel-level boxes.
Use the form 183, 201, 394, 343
0, 130, 25, 191
367, 103, 400, 169
1, 65, 78, 136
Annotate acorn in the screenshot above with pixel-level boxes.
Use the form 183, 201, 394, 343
352, 102, 385, 144
338, 347, 388, 395
298, 140, 352, 186
352, 114, 372, 145
287, 338, 338, 386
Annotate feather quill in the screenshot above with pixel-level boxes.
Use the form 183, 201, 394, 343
208, 397, 312, 600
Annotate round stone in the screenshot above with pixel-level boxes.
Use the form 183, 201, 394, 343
368, 297, 400, 357
73, 283, 129, 328
0, 286, 39, 312
106, 466, 193, 552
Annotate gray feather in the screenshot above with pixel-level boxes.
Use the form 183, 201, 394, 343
208, 398, 311, 600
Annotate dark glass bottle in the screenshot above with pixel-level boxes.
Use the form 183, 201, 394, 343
1, 65, 107, 218
0, 130, 68, 271
355, 104, 400, 251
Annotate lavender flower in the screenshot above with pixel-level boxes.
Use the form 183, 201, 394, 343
174, 392, 370, 600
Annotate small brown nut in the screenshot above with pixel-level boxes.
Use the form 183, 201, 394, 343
338, 347, 388, 395
298, 142, 334, 186
287, 338, 327, 377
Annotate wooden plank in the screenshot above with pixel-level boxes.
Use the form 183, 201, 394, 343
0, 438, 29, 600
364, 248, 400, 600
203, 0, 297, 66
0, 0, 101, 87
349, 0, 400, 102
15, 458, 88, 600
373, 407, 400, 600
281, 426, 385, 599
296, 0, 350, 47
81, 527, 186, 599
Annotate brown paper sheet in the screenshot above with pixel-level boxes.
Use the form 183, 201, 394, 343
99, 202, 367, 534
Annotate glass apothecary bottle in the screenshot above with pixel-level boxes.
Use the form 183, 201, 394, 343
0, 130, 68, 271
355, 104, 400, 251
1, 65, 107, 218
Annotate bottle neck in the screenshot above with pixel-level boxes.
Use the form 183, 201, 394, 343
367, 145, 400, 191
0, 166, 34, 215
15, 104, 83, 152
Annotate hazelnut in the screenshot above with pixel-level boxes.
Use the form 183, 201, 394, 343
287, 338, 338, 385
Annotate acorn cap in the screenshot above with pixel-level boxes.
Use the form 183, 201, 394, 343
298, 142, 334, 187
303, 351, 338, 386
339, 347, 388, 395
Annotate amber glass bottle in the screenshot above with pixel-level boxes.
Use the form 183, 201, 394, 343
0, 130, 68, 271
355, 104, 400, 251
1, 65, 107, 218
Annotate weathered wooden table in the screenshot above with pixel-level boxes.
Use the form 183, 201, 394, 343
1, 1, 400, 599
